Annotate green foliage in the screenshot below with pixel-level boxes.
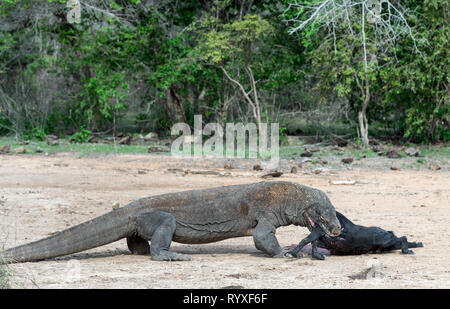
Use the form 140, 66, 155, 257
196, 14, 274, 66
0, 0, 16, 16
149, 32, 200, 94
24, 127, 46, 141
80, 71, 129, 121
70, 127, 91, 143
282, 0, 448, 143
0, 31, 15, 74
379, 0, 449, 142
0, 113, 12, 135
0, 1, 447, 144
279, 126, 289, 146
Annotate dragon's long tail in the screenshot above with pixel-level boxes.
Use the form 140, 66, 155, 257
0, 208, 135, 264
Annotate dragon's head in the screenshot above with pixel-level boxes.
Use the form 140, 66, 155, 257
286, 184, 342, 237
304, 202, 341, 237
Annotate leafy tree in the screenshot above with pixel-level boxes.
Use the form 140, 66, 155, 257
195, 14, 274, 132
0, 0, 446, 144
284, 0, 421, 146
379, 0, 449, 142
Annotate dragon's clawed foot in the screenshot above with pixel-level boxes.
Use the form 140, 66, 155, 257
276, 245, 303, 258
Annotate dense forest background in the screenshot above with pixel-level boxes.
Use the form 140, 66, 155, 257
0, 0, 448, 145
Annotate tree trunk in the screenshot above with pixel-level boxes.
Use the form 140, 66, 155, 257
358, 109, 369, 147
221, 95, 230, 126
245, 66, 262, 134
358, 76, 370, 147
164, 85, 186, 125
219, 66, 262, 134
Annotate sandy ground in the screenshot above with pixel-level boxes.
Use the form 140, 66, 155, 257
0, 153, 449, 288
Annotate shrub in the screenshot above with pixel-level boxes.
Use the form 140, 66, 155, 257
70, 127, 91, 143
24, 127, 46, 141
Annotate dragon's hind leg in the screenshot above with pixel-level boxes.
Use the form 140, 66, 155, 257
136, 211, 192, 261
127, 234, 150, 255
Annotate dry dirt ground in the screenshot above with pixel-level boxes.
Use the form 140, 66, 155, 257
0, 153, 449, 288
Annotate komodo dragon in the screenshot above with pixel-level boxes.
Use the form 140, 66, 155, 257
0, 181, 341, 263
285, 211, 423, 258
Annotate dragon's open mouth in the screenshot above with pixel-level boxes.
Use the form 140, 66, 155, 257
308, 216, 340, 237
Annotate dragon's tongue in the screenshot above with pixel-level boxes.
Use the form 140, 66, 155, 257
308, 216, 315, 227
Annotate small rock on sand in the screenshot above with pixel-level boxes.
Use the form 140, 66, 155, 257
45, 135, 59, 146
330, 180, 356, 185
300, 151, 313, 157
405, 147, 420, 157
144, 132, 158, 141
118, 136, 132, 145
253, 164, 263, 171
336, 140, 348, 147
148, 146, 169, 153
13, 147, 26, 154
318, 159, 328, 165
0, 145, 10, 153
305, 146, 319, 153
45, 134, 58, 140
349, 259, 382, 280
386, 150, 401, 158
428, 163, 441, 171
341, 157, 353, 164
88, 136, 98, 143
372, 146, 383, 153
261, 171, 283, 178
221, 285, 245, 289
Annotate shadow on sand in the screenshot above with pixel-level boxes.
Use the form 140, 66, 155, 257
51, 243, 266, 262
